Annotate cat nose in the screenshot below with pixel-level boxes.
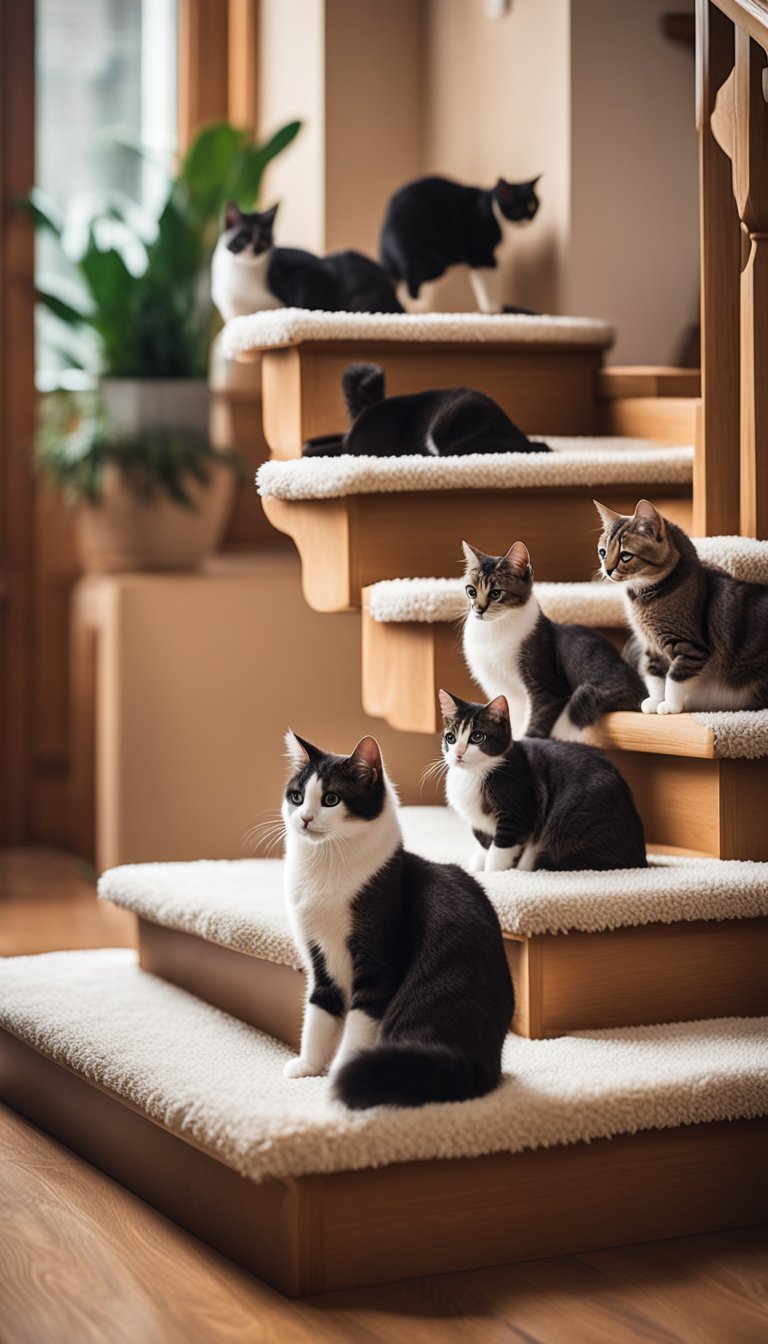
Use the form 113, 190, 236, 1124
300, 814, 314, 828
455, 750, 465, 761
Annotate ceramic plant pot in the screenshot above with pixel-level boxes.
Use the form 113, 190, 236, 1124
74, 378, 235, 574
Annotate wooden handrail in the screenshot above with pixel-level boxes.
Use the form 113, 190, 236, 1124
713, 0, 768, 46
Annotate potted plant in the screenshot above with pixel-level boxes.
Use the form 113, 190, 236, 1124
23, 118, 300, 570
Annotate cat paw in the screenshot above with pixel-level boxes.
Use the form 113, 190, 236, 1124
641, 697, 662, 714
283, 1058, 320, 1079
656, 701, 680, 716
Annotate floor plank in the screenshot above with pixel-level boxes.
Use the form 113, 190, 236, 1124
1, 849, 766, 1343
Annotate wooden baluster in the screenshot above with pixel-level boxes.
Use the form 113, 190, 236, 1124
695, 0, 741, 538
732, 28, 768, 537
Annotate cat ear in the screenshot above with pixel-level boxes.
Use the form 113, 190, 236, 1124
632, 499, 665, 539
260, 203, 279, 226
284, 729, 320, 769
438, 689, 459, 721
349, 735, 382, 782
462, 539, 487, 566
495, 177, 512, 198
505, 540, 530, 573
528, 175, 542, 189
593, 499, 622, 531
224, 201, 243, 230
486, 694, 510, 721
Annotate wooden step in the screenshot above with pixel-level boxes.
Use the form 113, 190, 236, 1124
1, 951, 765, 1295
98, 821, 768, 1040
597, 365, 701, 443
258, 444, 692, 610
222, 310, 617, 456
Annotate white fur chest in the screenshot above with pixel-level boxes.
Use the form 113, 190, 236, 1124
211, 240, 284, 322
462, 600, 540, 736
445, 767, 494, 837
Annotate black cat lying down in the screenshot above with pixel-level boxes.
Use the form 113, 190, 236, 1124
302, 364, 550, 458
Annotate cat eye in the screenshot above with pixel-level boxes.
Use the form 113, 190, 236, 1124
466, 585, 477, 599
469, 731, 486, 743
289, 790, 303, 805
322, 792, 340, 807
620, 551, 634, 563
490, 589, 502, 600
598, 548, 606, 559
444, 731, 456, 744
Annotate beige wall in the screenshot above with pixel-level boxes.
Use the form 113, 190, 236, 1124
258, 0, 326, 252
95, 555, 439, 869
422, 0, 571, 315
568, 0, 699, 363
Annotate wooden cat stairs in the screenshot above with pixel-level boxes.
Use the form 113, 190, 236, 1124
4, 0, 768, 1297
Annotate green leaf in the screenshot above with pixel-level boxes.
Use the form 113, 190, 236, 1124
230, 120, 301, 208
79, 232, 134, 315
180, 122, 245, 217
36, 286, 90, 327
15, 187, 65, 238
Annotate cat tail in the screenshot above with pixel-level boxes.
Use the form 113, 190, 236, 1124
333, 1042, 499, 1110
566, 683, 605, 729
342, 363, 386, 420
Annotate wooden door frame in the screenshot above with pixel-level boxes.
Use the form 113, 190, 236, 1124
0, 0, 35, 844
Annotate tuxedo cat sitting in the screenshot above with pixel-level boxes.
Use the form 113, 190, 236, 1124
212, 202, 402, 322
301, 363, 549, 458
380, 174, 541, 314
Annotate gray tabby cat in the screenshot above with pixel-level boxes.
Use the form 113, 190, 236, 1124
461, 539, 644, 740
595, 498, 768, 714
281, 730, 513, 1108
440, 691, 647, 872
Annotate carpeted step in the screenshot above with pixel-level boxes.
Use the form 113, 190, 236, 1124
98, 807, 768, 1041
222, 309, 619, 459
1, 948, 765, 1294
254, 440, 692, 609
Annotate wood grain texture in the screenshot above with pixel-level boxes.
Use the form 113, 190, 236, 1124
264, 489, 693, 612
0, 0, 35, 843
596, 368, 701, 399
695, 0, 741, 536
177, 0, 229, 152
597, 396, 699, 444
2, 1028, 765, 1296
135, 905, 768, 1042
258, 344, 605, 458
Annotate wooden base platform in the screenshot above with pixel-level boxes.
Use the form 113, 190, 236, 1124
137, 915, 768, 1043
263, 488, 692, 611
1, 1027, 764, 1296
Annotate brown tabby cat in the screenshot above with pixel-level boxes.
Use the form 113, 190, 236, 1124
594, 498, 768, 714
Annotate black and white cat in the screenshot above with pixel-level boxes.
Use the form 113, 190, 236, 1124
281, 730, 513, 1109
380, 174, 540, 313
461, 540, 644, 740
595, 498, 768, 714
302, 363, 549, 457
440, 692, 647, 873
211, 202, 403, 322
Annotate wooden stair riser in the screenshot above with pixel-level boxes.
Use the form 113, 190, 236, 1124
263, 489, 693, 612
137, 916, 768, 1043
2, 1028, 765, 1295
260, 345, 606, 458
361, 614, 622, 733
604, 751, 768, 861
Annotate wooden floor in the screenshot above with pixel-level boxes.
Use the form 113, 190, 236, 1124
1, 850, 767, 1344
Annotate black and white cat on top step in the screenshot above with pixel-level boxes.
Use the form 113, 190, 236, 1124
461, 540, 644, 741
439, 691, 647, 874
301, 363, 549, 458
281, 730, 513, 1109
211, 202, 403, 323
595, 498, 768, 715
380, 174, 540, 313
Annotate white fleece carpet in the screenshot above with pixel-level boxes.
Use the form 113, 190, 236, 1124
257, 439, 693, 501
98, 806, 768, 948
365, 578, 628, 626
221, 308, 615, 359
1, 951, 764, 1184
